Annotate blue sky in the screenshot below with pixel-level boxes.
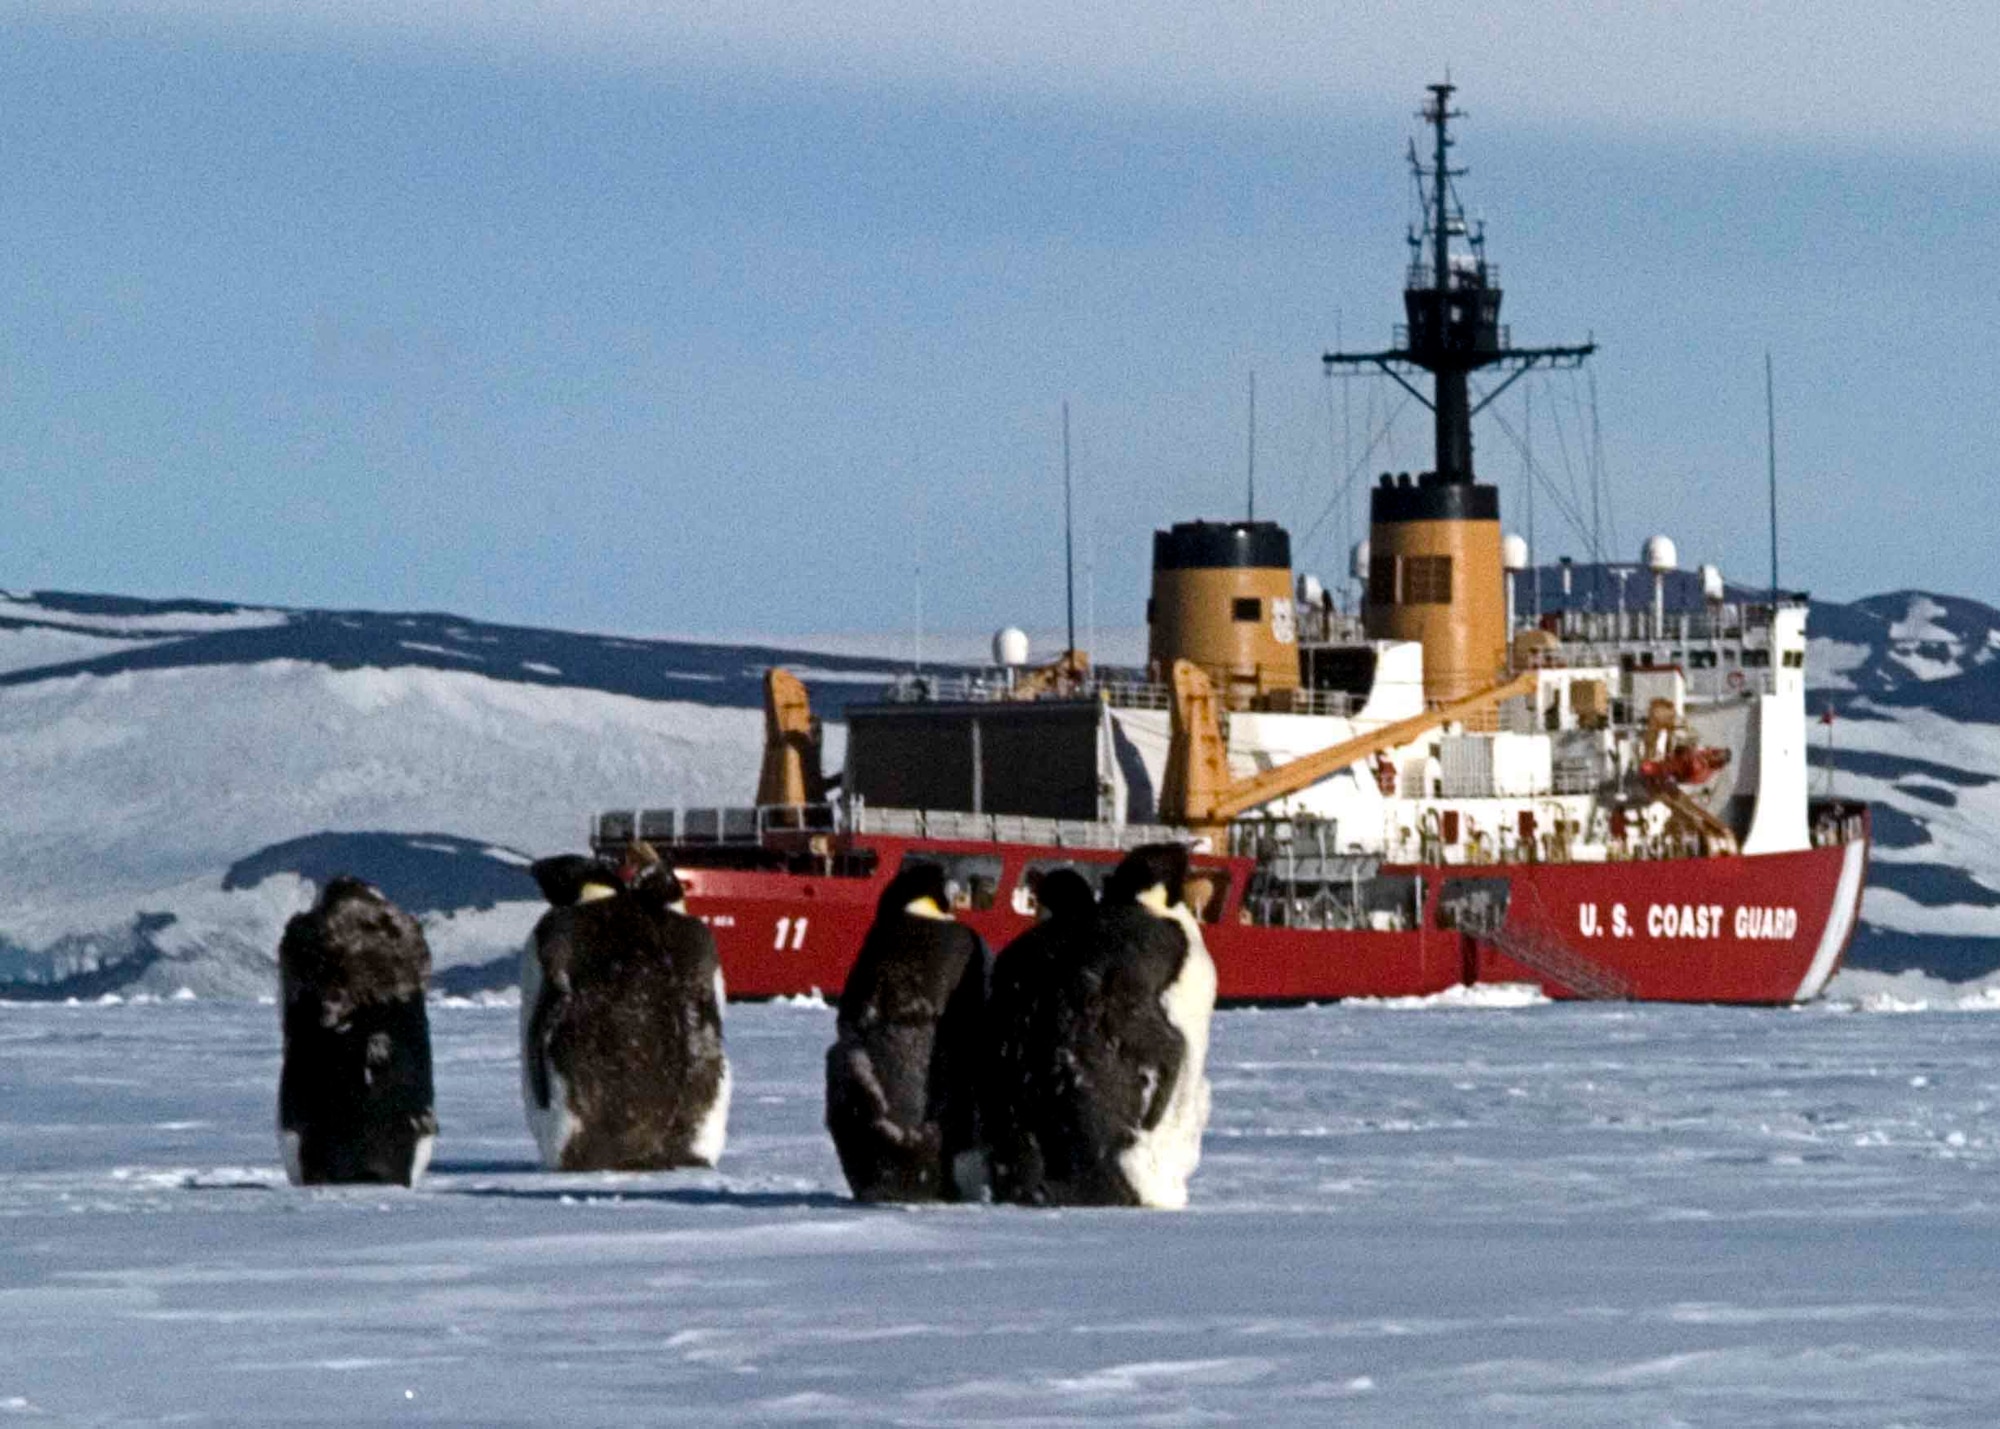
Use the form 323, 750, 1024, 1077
2, 5, 1995, 638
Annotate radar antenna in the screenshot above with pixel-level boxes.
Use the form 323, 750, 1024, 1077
1322, 82, 1594, 483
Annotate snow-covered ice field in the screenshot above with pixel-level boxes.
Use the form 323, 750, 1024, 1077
4, 999, 2000, 1424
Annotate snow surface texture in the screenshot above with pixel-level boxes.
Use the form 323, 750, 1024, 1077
4, 583, 2000, 998
4, 997, 2000, 1424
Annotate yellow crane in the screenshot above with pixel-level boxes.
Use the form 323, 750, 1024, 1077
1159, 659, 1540, 842
755, 668, 829, 808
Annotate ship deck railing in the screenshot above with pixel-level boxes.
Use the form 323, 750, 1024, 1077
1523, 644, 1781, 701
591, 801, 1188, 854
851, 805, 1185, 850
592, 797, 1870, 879
1528, 600, 1803, 648
877, 670, 1361, 718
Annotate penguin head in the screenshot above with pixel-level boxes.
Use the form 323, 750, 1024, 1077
319, 874, 388, 911
878, 862, 954, 922
618, 840, 688, 912
530, 854, 622, 907
1030, 867, 1097, 923
1103, 842, 1192, 916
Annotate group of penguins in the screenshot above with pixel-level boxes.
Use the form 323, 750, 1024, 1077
277, 840, 1217, 1209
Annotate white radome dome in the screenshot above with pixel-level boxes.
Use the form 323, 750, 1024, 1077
1643, 534, 1678, 574
993, 627, 1030, 667
1501, 533, 1530, 571
1350, 539, 1371, 582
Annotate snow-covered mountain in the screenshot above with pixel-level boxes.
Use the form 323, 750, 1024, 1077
1802, 591, 2000, 997
1, 584, 1994, 1001
0, 592, 937, 998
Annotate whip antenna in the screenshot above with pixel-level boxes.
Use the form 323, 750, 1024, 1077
1063, 401, 1076, 657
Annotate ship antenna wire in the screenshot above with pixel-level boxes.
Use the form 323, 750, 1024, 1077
1247, 369, 1257, 521
1525, 379, 1537, 619
913, 480, 925, 673
1766, 350, 1779, 601
1338, 310, 1351, 605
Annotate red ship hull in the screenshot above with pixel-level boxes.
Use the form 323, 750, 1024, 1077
667, 814, 1869, 1006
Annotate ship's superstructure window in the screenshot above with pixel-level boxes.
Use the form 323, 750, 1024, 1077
1367, 554, 1454, 607
1233, 597, 1262, 622
1402, 555, 1453, 605
1369, 558, 1397, 607
1783, 650, 1804, 668
1743, 649, 1771, 668
1301, 645, 1378, 699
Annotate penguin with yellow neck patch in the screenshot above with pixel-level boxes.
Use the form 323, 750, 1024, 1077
520, 842, 730, 1170
983, 867, 1097, 1204
825, 863, 990, 1202
278, 877, 437, 1186
999, 843, 1216, 1209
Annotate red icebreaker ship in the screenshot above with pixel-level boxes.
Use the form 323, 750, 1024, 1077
590, 83, 1869, 1005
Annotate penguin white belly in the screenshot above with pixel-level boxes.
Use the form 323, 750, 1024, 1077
1117, 903, 1218, 1210
686, 967, 731, 1167
527, 1062, 580, 1170
518, 935, 579, 1170
517, 935, 542, 1110
408, 1132, 435, 1186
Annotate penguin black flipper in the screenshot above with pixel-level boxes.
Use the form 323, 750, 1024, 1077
524, 906, 583, 1111
526, 975, 568, 1111
930, 931, 991, 1199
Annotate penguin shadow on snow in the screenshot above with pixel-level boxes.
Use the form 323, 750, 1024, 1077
438, 1183, 851, 1212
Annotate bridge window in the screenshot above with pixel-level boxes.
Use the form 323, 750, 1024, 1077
1437, 877, 1510, 933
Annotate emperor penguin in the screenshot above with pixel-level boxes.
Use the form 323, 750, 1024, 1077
277, 877, 437, 1186
520, 842, 730, 1171
1004, 843, 1217, 1209
825, 863, 990, 1202
983, 867, 1096, 1205
519, 852, 622, 1148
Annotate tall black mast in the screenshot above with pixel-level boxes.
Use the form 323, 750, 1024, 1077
1323, 82, 1594, 485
